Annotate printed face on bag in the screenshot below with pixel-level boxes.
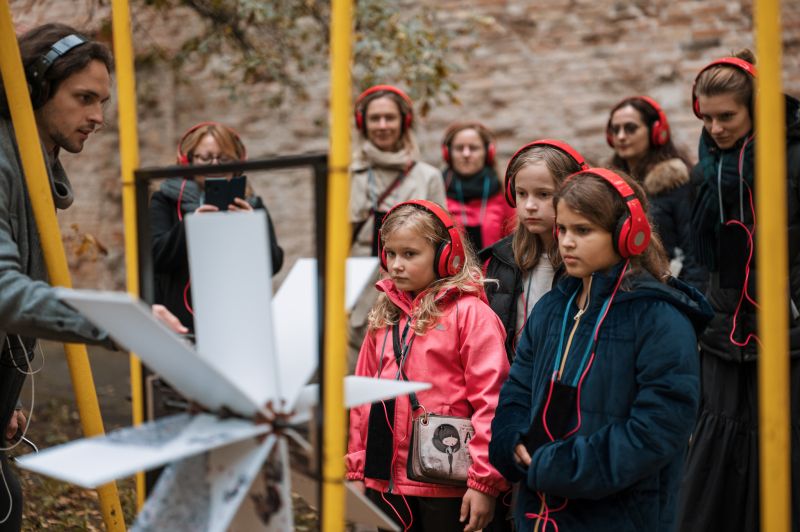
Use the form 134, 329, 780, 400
515, 162, 556, 235
36, 59, 110, 154
382, 226, 437, 295
697, 92, 752, 149
365, 96, 403, 151
556, 202, 620, 279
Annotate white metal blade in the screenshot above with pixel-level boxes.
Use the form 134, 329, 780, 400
132, 436, 277, 532
56, 289, 260, 416
16, 414, 268, 489
186, 211, 280, 408
229, 438, 293, 531
289, 376, 431, 425
345, 257, 379, 312
274, 257, 381, 411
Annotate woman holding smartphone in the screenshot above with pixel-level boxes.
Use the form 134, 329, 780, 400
149, 121, 284, 332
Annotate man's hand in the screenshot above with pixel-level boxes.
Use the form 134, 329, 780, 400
152, 304, 188, 334
460, 488, 495, 531
5, 409, 26, 441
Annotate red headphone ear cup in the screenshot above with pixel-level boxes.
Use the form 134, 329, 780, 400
434, 242, 451, 278
614, 215, 632, 258
693, 97, 702, 119
442, 144, 450, 165
404, 113, 413, 131
650, 120, 670, 146
178, 154, 189, 166
505, 177, 516, 208
486, 142, 496, 166
355, 110, 364, 132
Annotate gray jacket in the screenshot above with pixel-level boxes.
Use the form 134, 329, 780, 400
0, 116, 109, 350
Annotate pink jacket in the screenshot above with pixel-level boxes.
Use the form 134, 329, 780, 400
346, 279, 510, 498
445, 192, 516, 250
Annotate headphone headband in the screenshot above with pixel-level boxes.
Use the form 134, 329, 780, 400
27, 34, 88, 108
564, 168, 652, 258
354, 85, 414, 134
606, 95, 671, 148
176, 121, 247, 165
505, 139, 588, 207
378, 199, 466, 278
692, 57, 758, 118
441, 121, 496, 167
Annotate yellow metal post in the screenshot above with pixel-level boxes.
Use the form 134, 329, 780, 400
322, 0, 354, 530
754, 1, 790, 531
0, 3, 126, 530
110, 0, 147, 510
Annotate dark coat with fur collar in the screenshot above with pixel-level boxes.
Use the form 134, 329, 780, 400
643, 158, 706, 290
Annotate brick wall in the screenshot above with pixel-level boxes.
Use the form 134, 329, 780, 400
9, 0, 800, 289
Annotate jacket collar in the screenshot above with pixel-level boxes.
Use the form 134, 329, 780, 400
375, 277, 487, 316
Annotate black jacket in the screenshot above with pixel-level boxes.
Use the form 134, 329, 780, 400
642, 158, 706, 290
480, 236, 521, 362
149, 178, 284, 332
692, 94, 800, 362
480, 235, 563, 362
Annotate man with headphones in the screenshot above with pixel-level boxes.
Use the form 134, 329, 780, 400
0, 23, 184, 530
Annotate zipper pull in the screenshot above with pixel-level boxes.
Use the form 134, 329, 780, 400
574, 308, 585, 321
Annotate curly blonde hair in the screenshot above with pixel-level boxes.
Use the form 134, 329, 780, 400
367, 204, 485, 335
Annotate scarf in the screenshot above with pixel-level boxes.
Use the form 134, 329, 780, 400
690, 130, 755, 270
353, 135, 420, 172
444, 167, 501, 201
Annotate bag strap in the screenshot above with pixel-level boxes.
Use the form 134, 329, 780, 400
352, 162, 417, 245
392, 321, 421, 411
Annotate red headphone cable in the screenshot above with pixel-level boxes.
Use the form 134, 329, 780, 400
529, 260, 629, 530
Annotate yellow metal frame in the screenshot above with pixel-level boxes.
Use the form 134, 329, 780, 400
755, 1, 790, 531
0, 2, 125, 530
322, 0, 354, 530
110, 0, 147, 510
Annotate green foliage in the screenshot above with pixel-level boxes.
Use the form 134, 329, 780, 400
133, 0, 464, 113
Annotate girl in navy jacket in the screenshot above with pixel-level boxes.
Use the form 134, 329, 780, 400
489, 168, 712, 532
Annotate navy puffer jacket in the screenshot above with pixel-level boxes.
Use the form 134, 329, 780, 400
490, 264, 712, 532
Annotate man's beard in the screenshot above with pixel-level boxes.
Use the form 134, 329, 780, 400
51, 130, 84, 154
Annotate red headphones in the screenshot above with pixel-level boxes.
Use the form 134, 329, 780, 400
354, 85, 414, 135
692, 57, 758, 119
505, 139, 588, 207
563, 168, 651, 258
378, 199, 466, 279
176, 121, 247, 166
606, 96, 671, 148
441, 122, 496, 167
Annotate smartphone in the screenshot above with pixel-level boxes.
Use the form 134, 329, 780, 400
204, 175, 247, 211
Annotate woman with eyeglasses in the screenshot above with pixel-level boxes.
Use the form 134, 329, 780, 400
606, 96, 705, 290
149, 121, 284, 332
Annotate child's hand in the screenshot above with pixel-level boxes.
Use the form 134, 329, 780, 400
514, 442, 532, 467
460, 488, 495, 531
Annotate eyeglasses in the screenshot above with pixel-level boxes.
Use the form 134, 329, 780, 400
607, 123, 641, 136
192, 153, 235, 165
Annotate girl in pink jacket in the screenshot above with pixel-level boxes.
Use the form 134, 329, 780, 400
347, 199, 510, 531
